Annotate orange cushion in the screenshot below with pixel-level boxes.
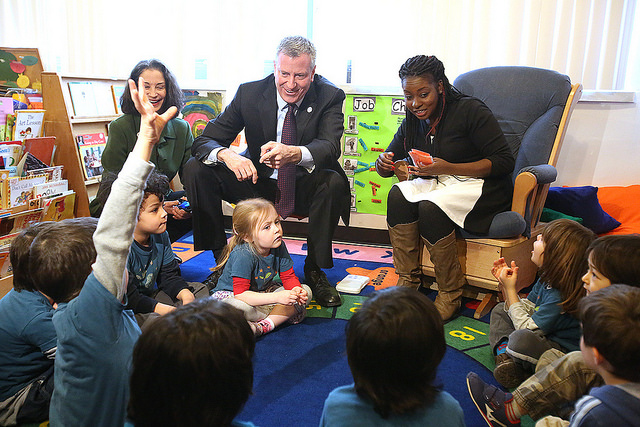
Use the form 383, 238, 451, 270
597, 185, 640, 236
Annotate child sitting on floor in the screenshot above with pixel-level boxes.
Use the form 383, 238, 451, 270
210, 198, 310, 337
467, 234, 640, 426
319, 287, 465, 426
489, 219, 595, 388
31, 76, 177, 426
128, 298, 256, 427
97, 170, 208, 326
0, 219, 95, 425
540, 284, 640, 426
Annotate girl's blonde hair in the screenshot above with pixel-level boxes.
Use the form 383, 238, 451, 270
539, 218, 596, 315
213, 198, 277, 272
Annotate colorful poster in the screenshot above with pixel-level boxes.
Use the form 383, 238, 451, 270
182, 90, 225, 138
342, 94, 405, 215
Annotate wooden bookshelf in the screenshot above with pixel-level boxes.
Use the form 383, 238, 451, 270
42, 72, 126, 217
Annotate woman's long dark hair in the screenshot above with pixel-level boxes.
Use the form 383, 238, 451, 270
398, 55, 461, 152
120, 59, 185, 115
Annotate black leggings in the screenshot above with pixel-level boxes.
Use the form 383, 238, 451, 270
387, 186, 456, 244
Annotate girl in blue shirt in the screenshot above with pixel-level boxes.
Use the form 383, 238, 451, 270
211, 198, 310, 336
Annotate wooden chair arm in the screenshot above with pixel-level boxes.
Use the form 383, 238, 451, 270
511, 171, 538, 216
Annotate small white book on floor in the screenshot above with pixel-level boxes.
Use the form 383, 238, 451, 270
336, 274, 370, 294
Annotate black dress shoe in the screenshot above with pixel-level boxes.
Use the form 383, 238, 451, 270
203, 269, 223, 291
305, 268, 342, 307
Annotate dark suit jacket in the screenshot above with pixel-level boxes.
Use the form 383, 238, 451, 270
192, 74, 350, 224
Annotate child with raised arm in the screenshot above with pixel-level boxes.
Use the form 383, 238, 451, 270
489, 219, 595, 388
36, 77, 177, 426
210, 198, 311, 336
468, 234, 640, 426
0, 219, 95, 425
320, 287, 465, 426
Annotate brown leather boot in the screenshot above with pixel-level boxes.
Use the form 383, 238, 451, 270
423, 231, 465, 320
388, 221, 421, 289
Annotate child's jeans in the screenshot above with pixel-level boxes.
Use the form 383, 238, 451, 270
489, 302, 568, 372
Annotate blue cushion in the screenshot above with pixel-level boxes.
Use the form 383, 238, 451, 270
544, 186, 621, 234
460, 211, 527, 239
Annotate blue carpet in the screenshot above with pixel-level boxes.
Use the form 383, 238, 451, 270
178, 235, 514, 427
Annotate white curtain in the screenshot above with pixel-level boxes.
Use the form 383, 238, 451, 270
0, 0, 637, 92
313, 0, 637, 90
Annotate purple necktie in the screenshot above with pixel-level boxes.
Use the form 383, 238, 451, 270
276, 103, 296, 218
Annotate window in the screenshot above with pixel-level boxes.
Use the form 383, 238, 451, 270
1, 0, 638, 92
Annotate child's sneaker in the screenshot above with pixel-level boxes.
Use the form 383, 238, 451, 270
211, 290, 233, 301
466, 372, 521, 427
251, 318, 274, 337
288, 303, 307, 325
493, 353, 526, 389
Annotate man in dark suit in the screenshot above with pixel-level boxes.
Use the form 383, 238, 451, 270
183, 36, 349, 307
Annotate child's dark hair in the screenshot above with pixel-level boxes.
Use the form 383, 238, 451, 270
539, 219, 596, 315
120, 59, 185, 115
579, 284, 640, 382
10, 221, 54, 291
587, 234, 640, 287
29, 217, 99, 303
213, 198, 276, 272
398, 55, 462, 151
346, 287, 445, 418
95, 170, 169, 216
140, 170, 169, 205
128, 298, 255, 427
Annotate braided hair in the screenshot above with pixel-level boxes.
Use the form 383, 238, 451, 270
398, 55, 461, 152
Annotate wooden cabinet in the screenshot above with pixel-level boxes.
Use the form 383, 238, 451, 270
42, 72, 125, 217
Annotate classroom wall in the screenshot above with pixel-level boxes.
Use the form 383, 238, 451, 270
556, 94, 640, 187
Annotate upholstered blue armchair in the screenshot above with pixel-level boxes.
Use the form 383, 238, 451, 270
419, 66, 582, 317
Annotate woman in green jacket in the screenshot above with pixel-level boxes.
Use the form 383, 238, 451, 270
91, 59, 193, 242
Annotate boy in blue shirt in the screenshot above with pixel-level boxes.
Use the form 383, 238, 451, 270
538, 285, 640, 426
98, 170, 208, 324
31, 76, 177, 426
320, 287, 465, 426
0, 219, 95, 425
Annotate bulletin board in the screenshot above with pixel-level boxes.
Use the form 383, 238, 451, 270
342, 94, 405, 215
0, 48, 44, 90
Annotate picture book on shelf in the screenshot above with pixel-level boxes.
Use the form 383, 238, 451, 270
13, 109, 45, 140
76, 132, 106, 180
24, 165, 63, 182
32, 179, 68, 199
0, 233, 21, 252
0, 144, 23, 174
5, 174, 47, 208
0, 250, 11, 278
68, 81, 116, 117
16, 152, 48, 176
41, 191, 75, 221
68, 81, 99, 117
111, 84, 125, 114
21, 136, 56, 166
0, 97, 14, 141
0, 170, 10, 209
0, 208, 44, 237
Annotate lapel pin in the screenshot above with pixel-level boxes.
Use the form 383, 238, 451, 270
307, 106, 313, 113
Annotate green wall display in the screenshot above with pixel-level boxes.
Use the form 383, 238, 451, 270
342, 94, 405, 215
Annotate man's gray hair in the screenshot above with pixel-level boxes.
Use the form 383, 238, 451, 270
276, 36, 316, 69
